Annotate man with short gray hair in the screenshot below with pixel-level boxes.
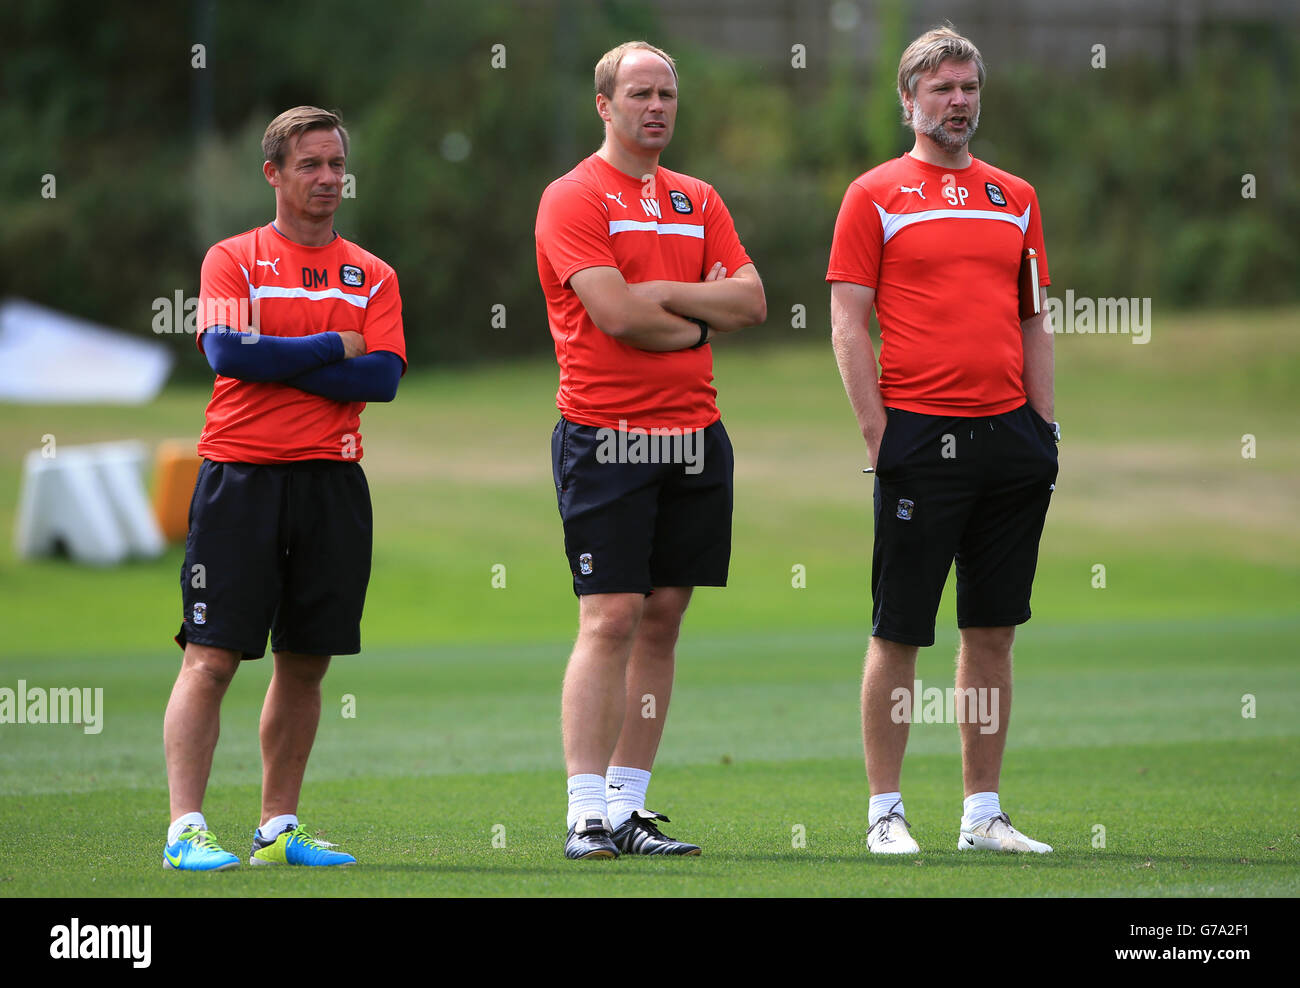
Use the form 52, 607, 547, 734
828, 26, 1059, 855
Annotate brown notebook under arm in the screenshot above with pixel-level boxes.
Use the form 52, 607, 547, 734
1019, 247, 1042, 320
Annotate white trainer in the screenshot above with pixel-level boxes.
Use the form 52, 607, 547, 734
958, 812, 1052, 853
867, 803, 920, 854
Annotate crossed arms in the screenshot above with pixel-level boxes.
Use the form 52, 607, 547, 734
570, 261, 766, 351
201, 327, 402, 402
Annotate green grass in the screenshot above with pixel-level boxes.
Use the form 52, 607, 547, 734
5, 740, 1298, 897
0, 307, 1297, 896
2, 622, 1297, 896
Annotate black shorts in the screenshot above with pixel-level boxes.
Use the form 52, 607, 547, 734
174, 459, 373, 659
551, 416, 733, 596
871, 402, 1058, 647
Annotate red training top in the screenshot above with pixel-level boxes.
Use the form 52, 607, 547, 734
827, 153, 1050, 416
536, 153, 752, 431
195, 223, 406, 462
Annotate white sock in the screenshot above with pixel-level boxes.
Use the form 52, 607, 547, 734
258, 814, 299, 840
566, 774, 607, 830
606, 766, 651, 829
168, 812, 207, 846
868, 792, 904, 827
962, 791, 1001, 828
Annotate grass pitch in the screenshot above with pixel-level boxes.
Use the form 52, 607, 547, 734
1, 307, 1297, 897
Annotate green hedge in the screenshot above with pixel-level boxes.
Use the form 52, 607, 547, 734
2, 2, 1295, 377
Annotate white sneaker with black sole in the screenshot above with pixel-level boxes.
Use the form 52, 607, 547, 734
866, 802, 919, 854
958, 812, 1052, 853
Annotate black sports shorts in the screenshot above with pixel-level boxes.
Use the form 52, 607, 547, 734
174, 458, 373, 659
871, 402, 1058, 647
551, 416, 733, 596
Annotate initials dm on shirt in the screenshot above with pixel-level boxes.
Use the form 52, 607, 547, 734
195, 223, 407, 463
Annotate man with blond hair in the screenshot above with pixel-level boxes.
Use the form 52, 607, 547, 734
162, 106, 405, 870
828, 26, 1059, 855
536, 41, 766, 858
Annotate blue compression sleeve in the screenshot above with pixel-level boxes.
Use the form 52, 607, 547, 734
202, 326, 344, 381
283, 350, 403, 403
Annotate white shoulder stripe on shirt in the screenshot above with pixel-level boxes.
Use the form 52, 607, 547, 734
874, 203, 1031, 245
248, 284, 370, 309
609, 219, 705, 239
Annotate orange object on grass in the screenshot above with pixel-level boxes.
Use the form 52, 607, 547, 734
153, 441, 202, 542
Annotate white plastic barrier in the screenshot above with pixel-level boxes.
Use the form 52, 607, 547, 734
14, 441, 166, 566
0, 297, 173, 404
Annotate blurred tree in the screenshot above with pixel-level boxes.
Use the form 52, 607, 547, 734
0, 1, 1295, 378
